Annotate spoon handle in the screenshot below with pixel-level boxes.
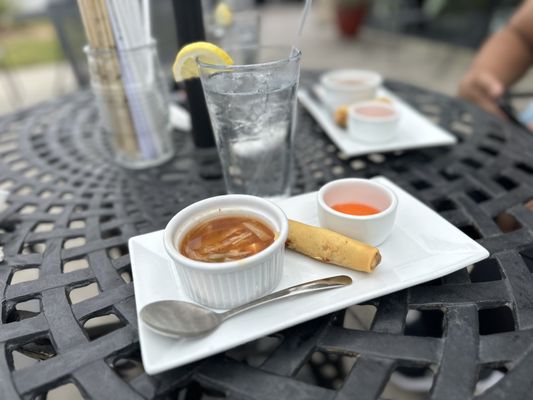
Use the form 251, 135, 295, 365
223, 275, 352, 319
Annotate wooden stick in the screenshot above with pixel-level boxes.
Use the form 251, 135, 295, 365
76, 0, 139, 157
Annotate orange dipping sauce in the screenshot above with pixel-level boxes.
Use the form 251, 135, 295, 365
331, 202, 380, 216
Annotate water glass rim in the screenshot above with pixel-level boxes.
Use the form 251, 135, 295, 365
196, 45, 301, 71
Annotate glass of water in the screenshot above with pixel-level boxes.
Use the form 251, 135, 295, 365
198, 46, 301, 200
205, 9, 261, 49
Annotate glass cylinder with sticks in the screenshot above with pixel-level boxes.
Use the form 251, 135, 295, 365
78, 0, 174, 168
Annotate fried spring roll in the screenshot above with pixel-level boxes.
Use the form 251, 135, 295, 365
286, 219, 381, 273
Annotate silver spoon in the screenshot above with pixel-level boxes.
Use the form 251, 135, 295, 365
140, 275, 352, 338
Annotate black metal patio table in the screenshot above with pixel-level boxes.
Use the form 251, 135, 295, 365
0, 71, 532, 400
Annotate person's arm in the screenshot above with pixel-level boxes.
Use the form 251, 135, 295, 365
459, 0, 533, 117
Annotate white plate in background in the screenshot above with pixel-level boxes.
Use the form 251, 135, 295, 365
297, 86, 457, 157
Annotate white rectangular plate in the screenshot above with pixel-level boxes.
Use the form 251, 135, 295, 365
130, 177, 488, 375
297, 87, 457, 157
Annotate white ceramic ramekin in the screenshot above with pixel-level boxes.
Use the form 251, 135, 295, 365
163, 195, 288, 309
317, 179, 398, 246
320, 69, 383, 110
347, 101, 400, 143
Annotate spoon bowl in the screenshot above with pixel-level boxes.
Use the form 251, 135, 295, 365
141, 300, 223, 337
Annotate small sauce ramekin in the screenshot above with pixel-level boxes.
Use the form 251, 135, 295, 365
317, 178, 398, 246
320, 69, 383, 110
347, 101, 400, 143
164, 195, 288, 309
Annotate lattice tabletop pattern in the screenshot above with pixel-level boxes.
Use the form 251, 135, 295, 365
0, 72, 532, 399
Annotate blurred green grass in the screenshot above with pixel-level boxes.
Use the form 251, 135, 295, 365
1, 21, 64, 68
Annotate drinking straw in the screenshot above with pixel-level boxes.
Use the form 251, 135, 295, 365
142, 0, 155, 82
101, 0, 155, 158
293, 0, 313, 54
143, 0, 151, 45
107, 0, 153, 157
106, 0, 157, 158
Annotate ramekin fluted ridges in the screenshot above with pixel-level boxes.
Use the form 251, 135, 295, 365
163, 195, 288, 309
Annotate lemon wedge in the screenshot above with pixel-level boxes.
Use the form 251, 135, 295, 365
214, 2, 233, 27
172, 42, 234, 82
